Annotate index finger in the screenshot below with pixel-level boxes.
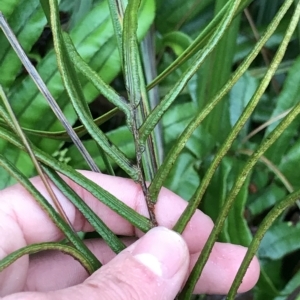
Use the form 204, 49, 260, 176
0, 171, 213, 252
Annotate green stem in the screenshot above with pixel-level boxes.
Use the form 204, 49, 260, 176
122, 0, 157, 225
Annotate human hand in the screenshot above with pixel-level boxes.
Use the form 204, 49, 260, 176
0, 171, 260, 299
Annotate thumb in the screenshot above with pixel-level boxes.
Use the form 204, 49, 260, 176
5, 227, 190, 300
81, 226, 190, 300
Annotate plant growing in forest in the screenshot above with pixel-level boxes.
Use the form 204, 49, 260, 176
1, 0, 300, 299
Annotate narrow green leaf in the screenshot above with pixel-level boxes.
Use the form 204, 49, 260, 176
2, 108, 119, 141
123, 0, 141, 107
48, 0, 137, 178
0, 0, 154, 189
43, 166, 126, 253
123, 0, 159, 183
107, 0, 124, 66
63, 32, 131, 122
0, 154, 101, 271
45, 0, 116, 177
0, 242, 94, 274
0, 11, 100, 176
198, 0, 241, 142
0, 85, 73, 229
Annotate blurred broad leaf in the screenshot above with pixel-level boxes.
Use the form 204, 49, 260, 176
67, 126, 135, 170
0, 0, 47, 87
259, 222, 300, 260
248, 183, 287, 216
265, 55, 300, 165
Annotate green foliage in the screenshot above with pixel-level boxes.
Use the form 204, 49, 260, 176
1, 0, 300, 299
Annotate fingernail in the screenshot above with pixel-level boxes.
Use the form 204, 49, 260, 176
132, 227, 187, 279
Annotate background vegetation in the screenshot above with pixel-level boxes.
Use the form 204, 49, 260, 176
0, 0, 300, 299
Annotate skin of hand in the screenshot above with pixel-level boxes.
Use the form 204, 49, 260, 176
0, 171, 260, 299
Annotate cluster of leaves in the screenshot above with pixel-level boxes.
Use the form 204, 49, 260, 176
0, 0, 300, 299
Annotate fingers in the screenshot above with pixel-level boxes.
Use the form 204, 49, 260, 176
3, 227, 190, 300
0, 171, 213, 295
0, 171, 260, 297
24, 238, 259, 295
192, 243, 260, 294
0, 171, 214, 249
24, 238, 135, 292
